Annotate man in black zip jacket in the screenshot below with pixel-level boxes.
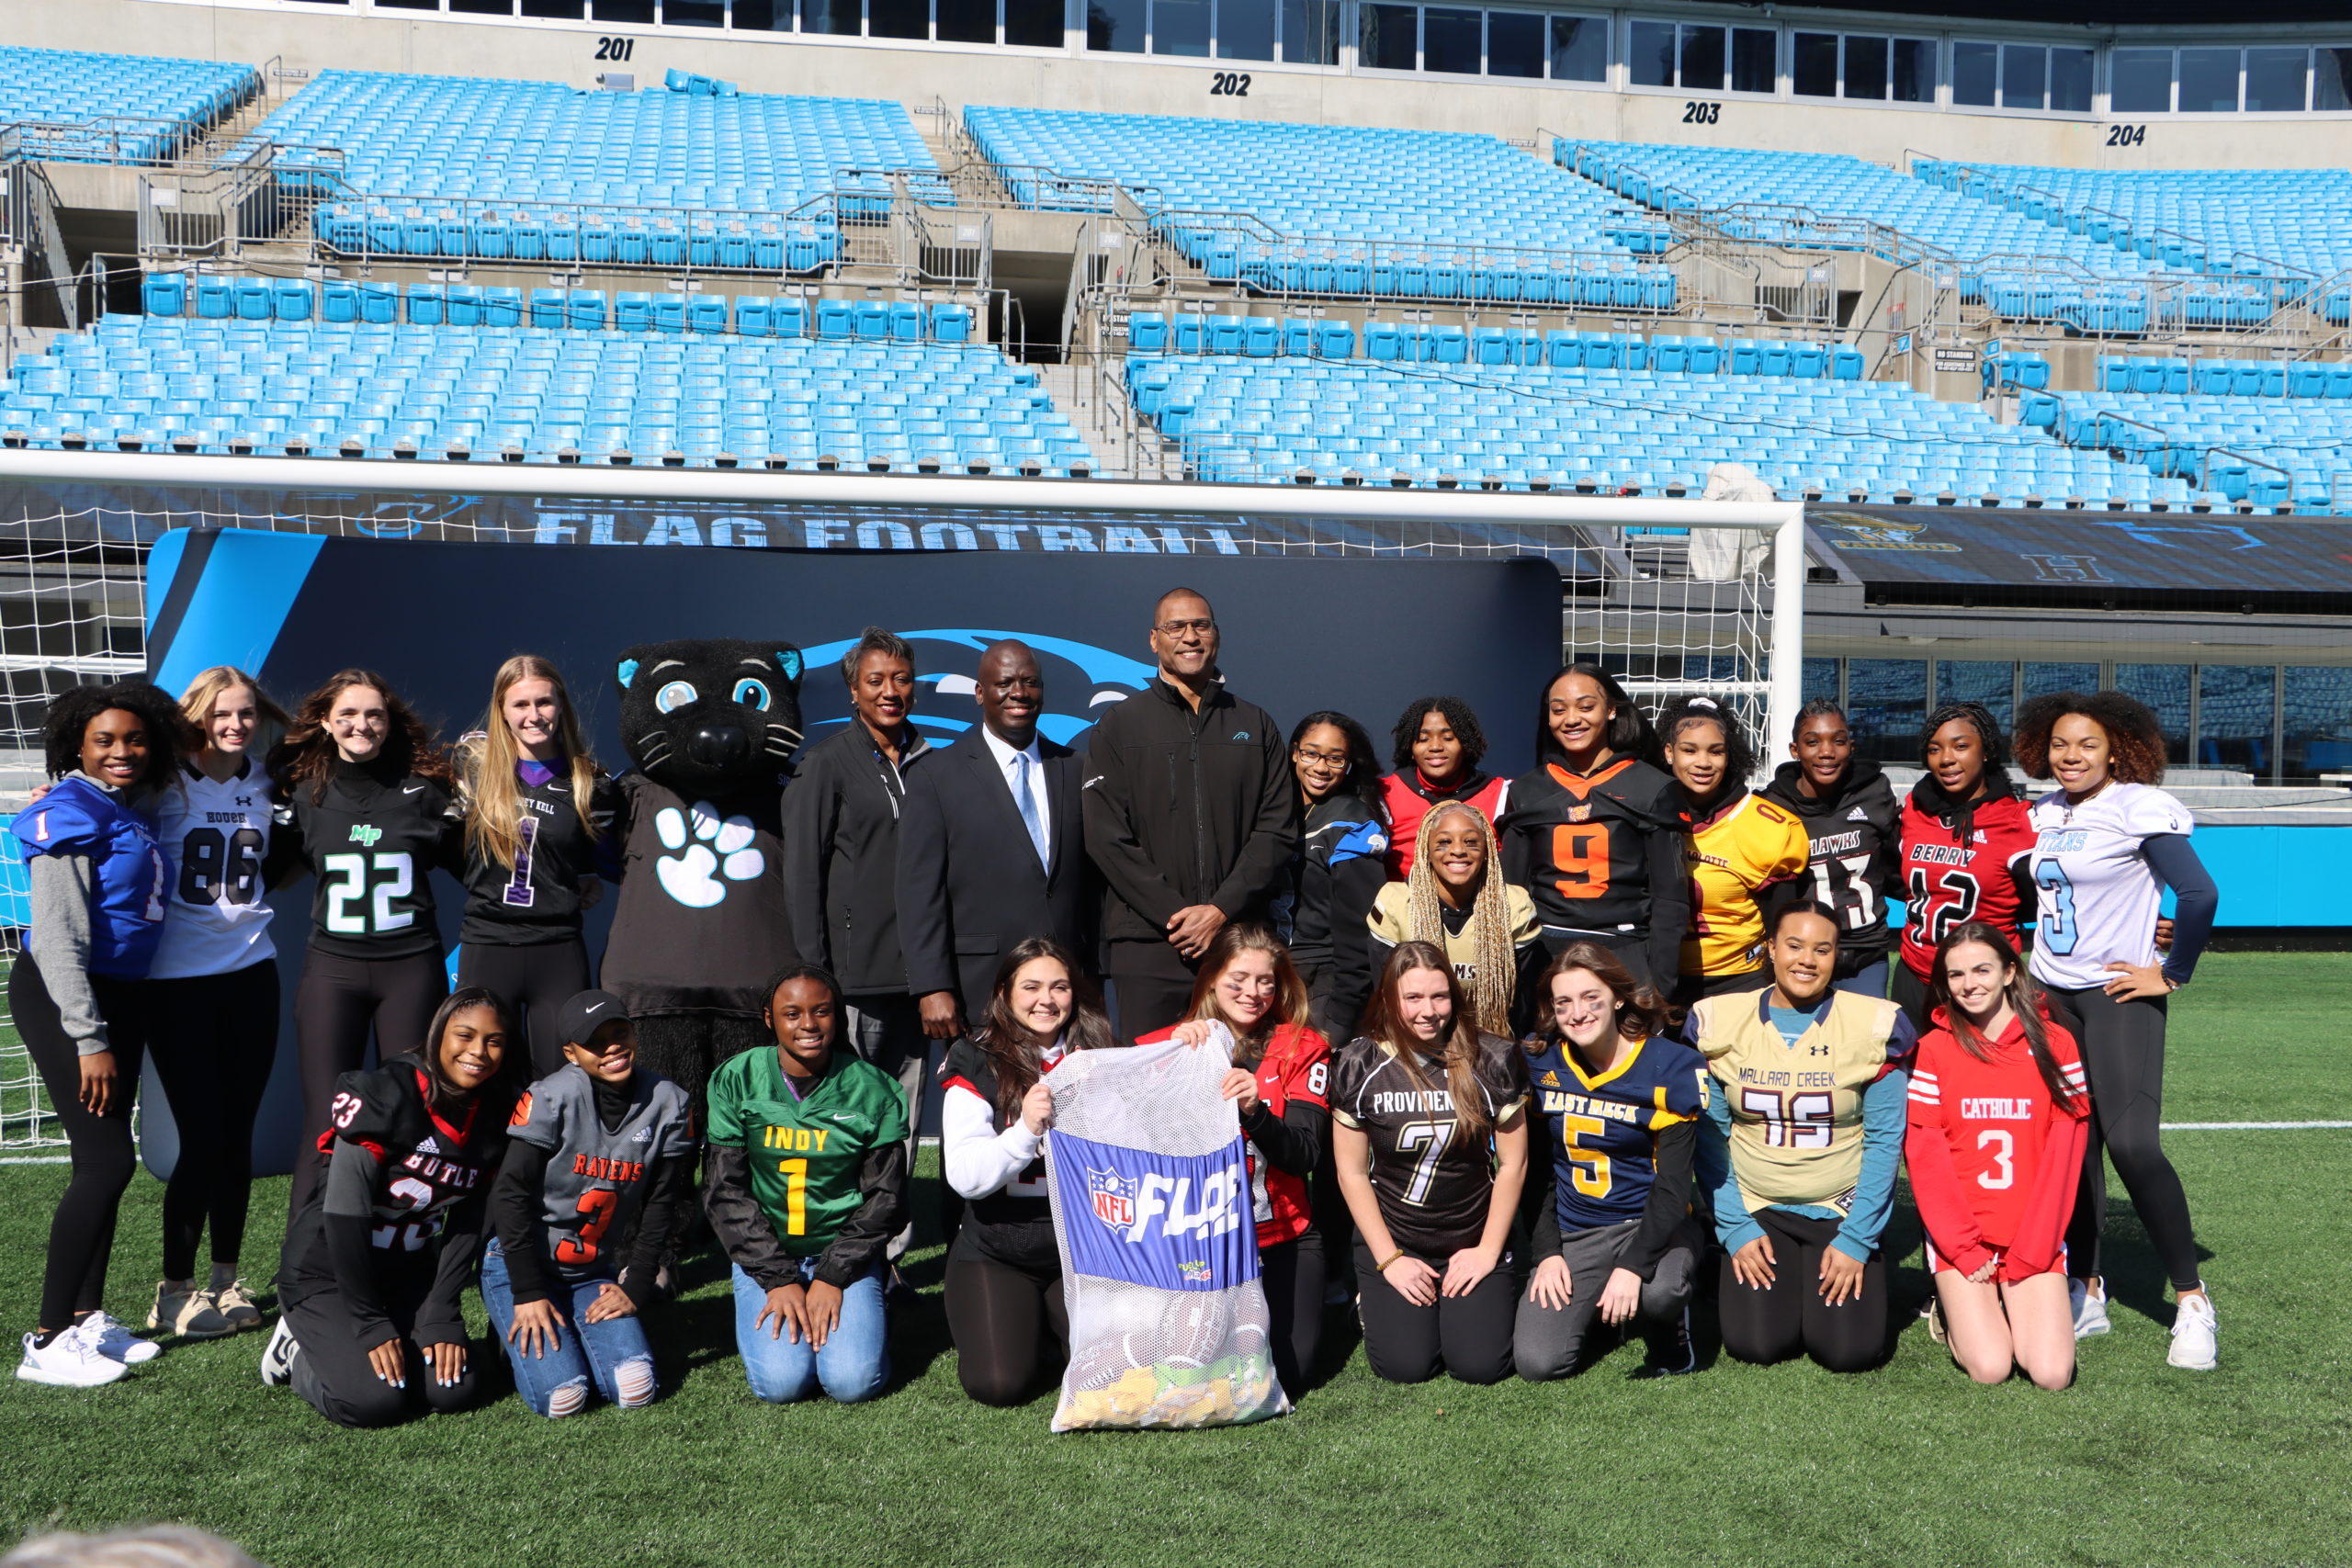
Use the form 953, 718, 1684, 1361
1083, 587, 1300, 1039
780, 627, 932, 1265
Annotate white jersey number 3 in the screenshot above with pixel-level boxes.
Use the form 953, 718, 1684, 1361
1976, 1128, 2015, 1190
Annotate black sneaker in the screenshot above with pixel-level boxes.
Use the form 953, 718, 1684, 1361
1631, 1307, 1698, 1379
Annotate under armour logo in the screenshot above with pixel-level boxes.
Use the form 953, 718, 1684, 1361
1810, 1043, 1830, 1056
350, 825, 383, 846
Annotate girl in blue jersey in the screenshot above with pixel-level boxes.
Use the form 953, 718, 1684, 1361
1514, 942, 1708, 1380
11, 682, 187, 1387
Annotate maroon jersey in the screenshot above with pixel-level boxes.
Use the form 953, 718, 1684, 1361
1898, 791, 2036, 979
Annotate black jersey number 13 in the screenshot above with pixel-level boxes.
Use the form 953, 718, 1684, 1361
322, 851, 416, 934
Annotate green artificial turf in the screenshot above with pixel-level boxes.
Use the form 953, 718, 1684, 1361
2, 954, 2346, 1568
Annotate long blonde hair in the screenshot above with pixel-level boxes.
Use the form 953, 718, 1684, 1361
177, 666, 290, 762
1401, 801, 1516, 1037
461, 655, 603, 873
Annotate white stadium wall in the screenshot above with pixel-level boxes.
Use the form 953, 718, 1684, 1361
15, 0, 2352, 168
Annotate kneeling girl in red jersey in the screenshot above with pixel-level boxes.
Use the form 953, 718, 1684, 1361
1905, 922, 2088, 1390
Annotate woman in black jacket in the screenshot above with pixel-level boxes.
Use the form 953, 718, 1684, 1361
1758, 701, 1903, 998
1277, 710, 1387, 1045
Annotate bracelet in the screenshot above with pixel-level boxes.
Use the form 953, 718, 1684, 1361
1374, 1249, 1405, 1273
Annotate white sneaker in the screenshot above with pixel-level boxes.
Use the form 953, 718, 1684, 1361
2070, 1278, 2112, 1340
259, 1316, 299, 1387
85, 1313, 163, 1364
150, 1280, 232, 1340
17, 1324, 130, 1387
2167, 1292, 2218, 1371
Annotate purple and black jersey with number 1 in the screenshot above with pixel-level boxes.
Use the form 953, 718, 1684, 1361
458, 758, 621, 947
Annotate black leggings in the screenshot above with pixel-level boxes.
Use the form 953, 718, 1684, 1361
1260, 1230, 1327, 1394
283, 1275, 481, 1428
1890, 963, 1936, 1032
2046, 985, 2201, 1293
289, 946, 447, 1219
147, 960, 280, 1281
1717, 1208, 1887, 1373
456, 939, 592, 1079
1351, 1239, 1519, 1385
944, 1246, 1067, 1407
13, 954, 149, 1332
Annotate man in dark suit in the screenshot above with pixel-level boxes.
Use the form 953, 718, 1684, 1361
897, 639, 1093, 1043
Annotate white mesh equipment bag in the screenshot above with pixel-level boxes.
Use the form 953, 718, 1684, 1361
1045, 1029, 1289, 1431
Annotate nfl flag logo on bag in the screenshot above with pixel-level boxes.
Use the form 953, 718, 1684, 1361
1044, 1030, 1289, 1431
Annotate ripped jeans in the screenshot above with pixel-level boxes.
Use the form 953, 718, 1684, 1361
480, 1237, 659, 1418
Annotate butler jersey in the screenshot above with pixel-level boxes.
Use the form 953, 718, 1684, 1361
321, 1055, 506, 1255
1328, 1032, 1528, 1257
1682, 791, 1810, 978
2028, 783, 2192, 991
1137, 1021, 1329, 1247
277, 761, 461, 962
705, 1046, 909, 1256
1501, 757, 1680, 939
1525, 1033, 1707, 1233
456, 744, 622, 946
603, 773, 790, 1016
1898, 791, 2036, 981
507, 1064, 695, 1278
1906, 1019, 2086, 1257
150, 761, 276, 979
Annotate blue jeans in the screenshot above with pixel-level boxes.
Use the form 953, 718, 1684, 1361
731, 1259, 890, 1404
1833, 959, 1889, 999
480, 1238, 658, 1418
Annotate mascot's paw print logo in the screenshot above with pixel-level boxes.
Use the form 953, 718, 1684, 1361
653, 801, 764, 909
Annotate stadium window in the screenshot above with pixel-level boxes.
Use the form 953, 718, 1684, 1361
1936, 660, 2015, 736
2022, 660, 2098, 700
376, 0, 440, 9
1801, 658, 1841, 706
1628, 19, 1675, 87
2001, 45, 2047, 111
1548, 15, 1606, 81
2050, 47, 2091, 111
1220, 0, 1276, 60
1951, 39, 1997, 107
594, 0, 654, 17
2199, 664, 2275, 773
1846, 660, 1928, 764
1844, 35, 1887, 99
2111, 47, 2174, 113
1679, 25, 1725, 92
869, 0, 927, 36
1891, 38, 1933, 101
1003, 0, 1058, 43
2177, 47, 2240, 112
449, 0, 517, 14
937, 0, 998, 42
2244, 47, 2309, 111
517, 0, 582, 14
1361, 3, 1419, 70
1423, 6, 1482, 74
2319, 47, 2352, 110
664, 0, 725, 22
1283, 0, 1340, 62
1089, 0, 1145, 51
1156, 0, 1212, 55
731, 0, 783, 25
2283, 668, 2352, 777
2117, 663, 2192, 763
1792, 31, 1838, 97
805, 0, 862, 33
1730, 28, 1775, 93
1487, 11, 1545, 78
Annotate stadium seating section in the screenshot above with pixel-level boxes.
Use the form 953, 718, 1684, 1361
967, 107, 1674, 306
0, 46, 255, 159
250, 71, 941, 265
0, 307, 1090, 473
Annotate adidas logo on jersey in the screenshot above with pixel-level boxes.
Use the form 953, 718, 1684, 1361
1847, 807, 1870, 821
416, 1134, 441, 1155
632, 1124, 655, 1144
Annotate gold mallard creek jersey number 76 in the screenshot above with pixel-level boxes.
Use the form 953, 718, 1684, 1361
1691, 988, 1906, 1217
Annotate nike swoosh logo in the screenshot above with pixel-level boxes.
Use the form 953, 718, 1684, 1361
402, 784, 424, 795
585, 1001, 607, 1013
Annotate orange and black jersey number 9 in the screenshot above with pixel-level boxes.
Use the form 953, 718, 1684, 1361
1549, 822, 1612, 901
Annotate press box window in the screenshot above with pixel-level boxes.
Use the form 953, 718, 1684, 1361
1548, 14, 1606, 81
1631, 20, 1774, 92
1793, 33, 1934, 102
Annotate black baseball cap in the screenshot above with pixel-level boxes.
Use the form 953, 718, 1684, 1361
557, 990, 632, 1050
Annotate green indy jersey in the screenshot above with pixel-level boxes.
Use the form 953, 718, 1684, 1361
706, 1046, 910, 1257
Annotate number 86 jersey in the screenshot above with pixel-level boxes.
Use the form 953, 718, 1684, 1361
151, 761, 277, 979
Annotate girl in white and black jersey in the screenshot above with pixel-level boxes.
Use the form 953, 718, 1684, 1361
141, 667, 291, 1342
2014, 691, 2220, 1370
939, 937, 1124, 1406
271, 669, 463, 1221
453, 656, 620, 1077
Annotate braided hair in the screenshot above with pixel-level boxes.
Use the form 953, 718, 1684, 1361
1399, 801, 1516, 1038
1916, 701, 2015, 842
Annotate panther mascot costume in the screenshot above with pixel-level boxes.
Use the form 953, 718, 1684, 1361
604, 637, 806, 1111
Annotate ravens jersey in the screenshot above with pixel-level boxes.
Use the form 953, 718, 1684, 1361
1682, 789, 1810, 978
1500, 756, 1682, 940
1525, 1032, 1708, 1233
1328, 1032, 1528, 1258
507, 1064, 695, 1278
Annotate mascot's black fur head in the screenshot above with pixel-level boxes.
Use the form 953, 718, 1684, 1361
616, 638, 805, 797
